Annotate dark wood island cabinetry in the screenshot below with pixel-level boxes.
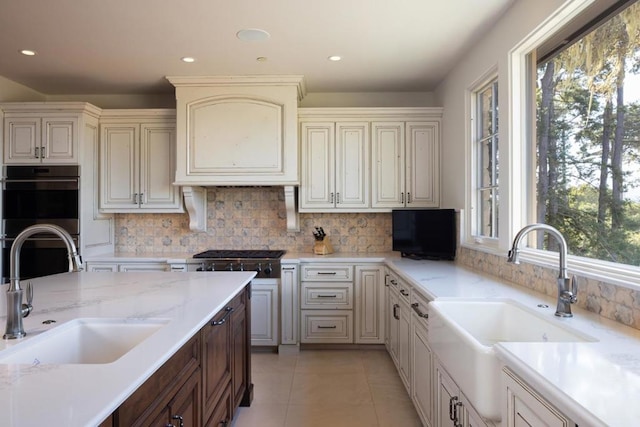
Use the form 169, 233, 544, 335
104, 284, 252, 427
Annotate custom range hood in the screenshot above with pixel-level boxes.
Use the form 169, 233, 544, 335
167, 75, 306, 232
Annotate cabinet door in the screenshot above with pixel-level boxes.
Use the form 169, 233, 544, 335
504, 368, 575, 427
412, 320, 434, 427
436, 362, 460, 427
251, 282, 278, 346
300, 122, 335, 209
335, 122, 369, 209
140, 123, 182, 211
388, 288, 400, 365
4, 117, 40, 163
100, 124, 139, 209
42, 117, 78, 163
371, 122, 405, 208
201, 305, 232, 423
355, 265, 384, 344
406, 121, 439, 207
280, 264, 299, 345
398, 298, 411, 392
204, 383, 233, 427
231, 292, 249, 409
166, 369, 202, 427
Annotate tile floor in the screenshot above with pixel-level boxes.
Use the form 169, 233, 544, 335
232, 348, 423, 427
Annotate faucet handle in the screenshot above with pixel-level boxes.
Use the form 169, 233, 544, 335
26, 282, 33, 306
21, 282, 33, 318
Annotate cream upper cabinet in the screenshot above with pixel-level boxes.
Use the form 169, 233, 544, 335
298, 108, 442, 213
3, 114, 79, 164
372, 120, 440, 208
300, 121, 369, 211
167, 76, 304, 186
99, 110, 182, 213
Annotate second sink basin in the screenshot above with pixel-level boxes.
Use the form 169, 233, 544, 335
0, 318, 169, 365
428, 298, 597, 421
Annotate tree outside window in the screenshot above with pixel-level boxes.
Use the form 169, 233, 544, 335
536, 0, 640, 264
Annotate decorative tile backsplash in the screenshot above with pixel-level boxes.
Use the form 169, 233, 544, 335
115, 187, 392, 254
116, 186, 640, 331
457, 246, 640, 331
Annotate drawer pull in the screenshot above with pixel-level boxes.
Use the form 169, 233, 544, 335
393, 303, 400, 320
282, 267, 295, 270
317, 272, 337, 275
211, 306, 234, 326
400, 289, 409, 297
390, 279, 398, 286
317, 325, 337, 329
317, 294, 338, 298
411, 302, 428, 319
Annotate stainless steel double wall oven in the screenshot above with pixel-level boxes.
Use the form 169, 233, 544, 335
1, 165, 80, 283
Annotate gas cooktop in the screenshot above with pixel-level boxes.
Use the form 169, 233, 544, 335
193, 249, 286, 259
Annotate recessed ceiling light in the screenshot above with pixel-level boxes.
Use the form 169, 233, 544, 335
20, 50, 36, 56
181, 57, 196, 63
236, 28, 270, 42
256, 57, 268, 62
328, 55, 342, 62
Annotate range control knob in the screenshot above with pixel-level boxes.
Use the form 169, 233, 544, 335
255, 263, 262, 274
206, 264, 214, 271
226, 262, 234, 271
264, 263, 273, 276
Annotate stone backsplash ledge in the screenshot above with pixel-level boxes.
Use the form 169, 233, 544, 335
115, 187, 392, 254
115, 187, 640, 331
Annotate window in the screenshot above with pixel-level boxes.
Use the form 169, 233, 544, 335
534, 0, 640, 265
473, 78, 499, 240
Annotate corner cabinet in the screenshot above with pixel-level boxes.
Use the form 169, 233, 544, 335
99, 109, 183, 213
298, 108, 442, 212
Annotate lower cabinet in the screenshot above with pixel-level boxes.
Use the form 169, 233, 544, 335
114, 334, 201, 426
503, 368, 576, 427
250, 282, 278, 346
411, 292, 433, 427
435, 359, 492, 427
107, 285, 252, 427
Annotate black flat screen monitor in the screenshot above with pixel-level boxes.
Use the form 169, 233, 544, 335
392, 209, 456, 260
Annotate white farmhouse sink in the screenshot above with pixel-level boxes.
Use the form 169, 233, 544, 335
0, 318, 169, 365
428, 299, 597, 421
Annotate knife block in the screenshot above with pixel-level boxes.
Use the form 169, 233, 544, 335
313, 238, 334, 255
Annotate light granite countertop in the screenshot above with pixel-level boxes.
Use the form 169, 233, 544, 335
0, 271, 255, 426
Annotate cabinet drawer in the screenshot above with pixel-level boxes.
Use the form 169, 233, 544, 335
301, 282, 353, 309
301, 264, 353, 281
300, 310, 353, 343
410, 289, 430, 328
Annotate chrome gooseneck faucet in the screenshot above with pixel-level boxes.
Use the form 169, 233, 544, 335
4, 224, 83, 339
507, 223, 577, 317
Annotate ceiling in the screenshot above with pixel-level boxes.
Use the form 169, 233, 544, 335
0, 0, 515, 95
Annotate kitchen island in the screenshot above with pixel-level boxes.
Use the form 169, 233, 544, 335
0, 270, 255, 426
